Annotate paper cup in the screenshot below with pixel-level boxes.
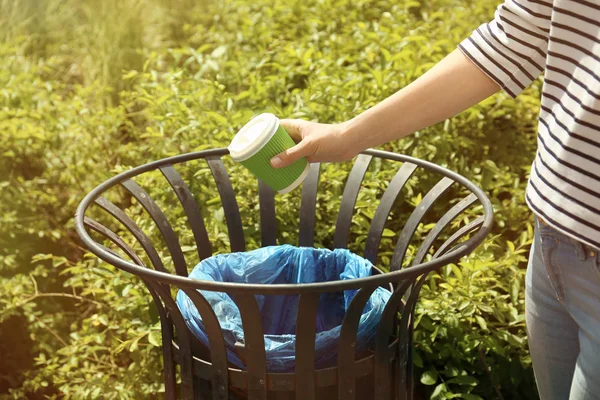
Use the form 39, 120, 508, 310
228, 113, 310, 194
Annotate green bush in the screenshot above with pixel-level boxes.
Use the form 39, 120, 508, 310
0, 0, 540, 398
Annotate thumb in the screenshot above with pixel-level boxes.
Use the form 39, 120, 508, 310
270, 141, 311, 168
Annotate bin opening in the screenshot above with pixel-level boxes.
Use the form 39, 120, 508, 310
176, 245, 391, 372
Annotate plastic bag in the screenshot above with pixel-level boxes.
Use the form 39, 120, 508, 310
176, 245, 391, 372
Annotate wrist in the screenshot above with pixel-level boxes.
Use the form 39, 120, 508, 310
338, 119, 366, 157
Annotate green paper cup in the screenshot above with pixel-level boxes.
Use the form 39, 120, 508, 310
228, 113, 310, 194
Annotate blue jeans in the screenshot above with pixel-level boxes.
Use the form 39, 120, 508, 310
526, 218, 600, 399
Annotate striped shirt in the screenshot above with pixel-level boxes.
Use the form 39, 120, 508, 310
458, 0, 600, 250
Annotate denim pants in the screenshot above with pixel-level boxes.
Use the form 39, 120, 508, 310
526, 218, 600, 399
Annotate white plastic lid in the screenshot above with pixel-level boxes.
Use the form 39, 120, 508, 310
228, 113, 279, 161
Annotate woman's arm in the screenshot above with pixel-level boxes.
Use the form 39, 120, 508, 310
342, 49, 501, 152
271, 49, 500, 168
272, 0, 553, 169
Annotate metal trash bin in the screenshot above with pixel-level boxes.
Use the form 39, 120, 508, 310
75, 148, 493, 400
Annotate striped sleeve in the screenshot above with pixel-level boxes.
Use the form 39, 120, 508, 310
458, 0, 552, 98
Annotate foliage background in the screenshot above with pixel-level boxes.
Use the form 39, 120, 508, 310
0, 0, 541, 398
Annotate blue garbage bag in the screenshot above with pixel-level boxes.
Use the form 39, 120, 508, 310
176, 245, 391, 372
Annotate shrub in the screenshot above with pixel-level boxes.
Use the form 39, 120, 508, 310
0, 0, 540, 398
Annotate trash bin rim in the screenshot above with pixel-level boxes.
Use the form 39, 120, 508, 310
75, 148, 493, 295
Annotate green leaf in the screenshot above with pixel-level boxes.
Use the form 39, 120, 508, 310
382, 228, 396, 237
458, 300, 470, 311
206, 111, 227, 125
420, 369, 438, 385
148, 331, 162, 347
450, 264, 463, 280
510, 278, 520, 304
412, 349, 423, 368
98, 315, 109, 326
476, 303, 494, 313
459, 395, 484, 400
431, 383, 447, 398
506, 240, 515, 253
211, 45, 228, 58
148, 301, 160, 324
121, 284, 132, 297
461, 303, 475, 316
442, 366, 460, 378
123, 70, 138, 80
475, 315, 488, 330
129, 338, 140, 352
447, 375, 478, 386
507, 332, 524, 347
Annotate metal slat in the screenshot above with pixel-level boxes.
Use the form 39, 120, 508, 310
121, 179, 188, 276
152, 283, 197, 400
180, 288, 229, 400
258, 180, 277, 247
231, 294, 267, 400
364, 162, 418, 263
206, 156, 246, 252
334, 155, 372, 249
298, 163, 321, 247
390, 177, 455, 272
94, 197, 168, 272
433, 216, 485, 258
373, 281, 411, 400
160, 165, 213, 261
84, 219, 178, 399
337, 286, 377, 400
395, 275, 427, 400
413, 194, 477, 265
294, 293, 321, 400
91, 201, 196, 399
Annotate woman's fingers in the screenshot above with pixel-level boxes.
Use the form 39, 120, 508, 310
279, 119, 304, 142
270, 140, 312, 168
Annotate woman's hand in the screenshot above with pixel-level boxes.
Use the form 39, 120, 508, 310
270, 119, 359, 168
